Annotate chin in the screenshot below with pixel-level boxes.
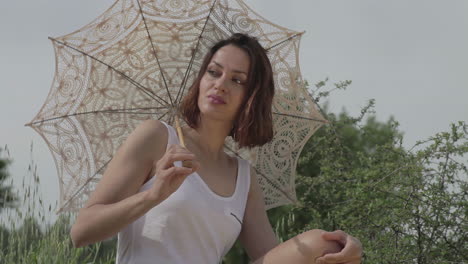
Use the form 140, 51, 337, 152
199, 111, 225, 121
198, 100, 237, 122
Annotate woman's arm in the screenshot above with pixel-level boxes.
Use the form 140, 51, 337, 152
239, 166, 279, 260
70, 119, 198, 248
239, 167, 346, 264
70, 120, 166, 247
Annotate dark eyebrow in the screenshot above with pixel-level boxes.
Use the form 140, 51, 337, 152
212, 60, 248, 75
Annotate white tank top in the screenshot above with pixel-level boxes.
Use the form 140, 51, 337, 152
116, 121, 251, 264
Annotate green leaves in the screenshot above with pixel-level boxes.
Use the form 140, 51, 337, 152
264, 79, 467, 263
280, 110, 467, 263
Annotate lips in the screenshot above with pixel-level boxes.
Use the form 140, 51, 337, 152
207, 95, 226, 104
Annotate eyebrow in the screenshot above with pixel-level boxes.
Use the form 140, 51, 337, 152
212, 61, 248, 75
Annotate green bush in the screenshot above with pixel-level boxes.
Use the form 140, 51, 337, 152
0, 145, 116, 264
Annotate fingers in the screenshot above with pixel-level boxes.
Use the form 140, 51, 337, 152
156, 145, 201, 183
321, 230, 347, 245
317, 252, 361, 263
165, 166, 194, 176
159, 159, 200, 180
158, 144, 198, 170
316, 251, 347, 263
317, 231, 363, 264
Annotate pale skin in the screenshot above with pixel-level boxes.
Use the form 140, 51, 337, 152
70, 45, 362, 263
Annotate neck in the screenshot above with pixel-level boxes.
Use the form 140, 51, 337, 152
185, 117, 233, 161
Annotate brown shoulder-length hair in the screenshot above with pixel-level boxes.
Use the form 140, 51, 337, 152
180, 33, 275, 148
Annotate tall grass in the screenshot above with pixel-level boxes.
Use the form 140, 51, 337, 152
0, 143, 116, 264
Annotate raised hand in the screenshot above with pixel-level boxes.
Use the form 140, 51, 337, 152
147, 144, 200, 203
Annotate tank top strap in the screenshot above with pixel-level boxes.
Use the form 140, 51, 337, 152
160, 121, 180, 148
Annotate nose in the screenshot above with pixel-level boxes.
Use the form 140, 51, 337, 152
214, 75, 228, 92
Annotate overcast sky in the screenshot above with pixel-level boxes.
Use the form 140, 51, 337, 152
1, 0, 467, 221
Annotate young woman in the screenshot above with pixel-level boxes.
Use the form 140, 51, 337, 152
70, 33, 362, 264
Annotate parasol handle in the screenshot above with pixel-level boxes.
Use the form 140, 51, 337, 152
174, 116, 193, 168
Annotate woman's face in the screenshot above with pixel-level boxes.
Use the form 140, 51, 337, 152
198, 44, 250, 124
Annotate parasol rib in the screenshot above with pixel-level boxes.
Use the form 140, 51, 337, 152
175, 0, 219, 105
25, 106, 171, 126
272, 112, 328, 123
49, 37, 170, 107
57, 158, 111, 213
265, 31, 305, 51
135, 0, 174, 106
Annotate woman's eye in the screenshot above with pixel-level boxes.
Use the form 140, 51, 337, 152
233, 79, 242, 84
207, 70, 220, 77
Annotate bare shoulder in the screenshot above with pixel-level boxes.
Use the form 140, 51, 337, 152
124, 119, 168, 156
117, 119, 170, 178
